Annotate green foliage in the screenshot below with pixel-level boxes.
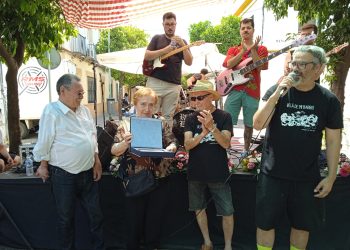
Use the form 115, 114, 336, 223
263, 0, 350, 87
96, 26, 149, 88
189, 15, 241, 54
0, 0, 77, 61
0, 0, 77, 152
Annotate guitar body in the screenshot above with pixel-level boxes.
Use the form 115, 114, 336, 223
142, 40, 205, 77
142, 60, 154, 76
142, 58, 167, 76
215, 34, 317, 96
216, 58, 253, 96
153, 58, 165, 69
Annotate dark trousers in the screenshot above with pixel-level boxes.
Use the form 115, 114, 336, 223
50, 166, 105, 250
125, 177, 169, 250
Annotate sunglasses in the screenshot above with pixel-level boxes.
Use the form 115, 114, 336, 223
190, 93, 211, 101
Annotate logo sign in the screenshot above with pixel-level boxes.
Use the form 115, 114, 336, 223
18, 67, 48, 95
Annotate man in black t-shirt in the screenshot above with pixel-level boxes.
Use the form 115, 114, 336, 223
144, 12, 193, 127
253, 45, 343, 250
184, 80, 233, 250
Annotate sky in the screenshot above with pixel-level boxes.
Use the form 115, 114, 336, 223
127, 0, 237, 42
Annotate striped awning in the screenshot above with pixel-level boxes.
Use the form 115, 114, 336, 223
59, 0, 220, 29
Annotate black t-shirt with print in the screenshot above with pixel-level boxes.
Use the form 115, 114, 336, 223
147, 34, 186, 85
184, 109, 233, 182
261, 84, 343, 181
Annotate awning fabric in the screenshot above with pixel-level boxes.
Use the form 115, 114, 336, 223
59, 0, 219, 29
96, 43, 226, 75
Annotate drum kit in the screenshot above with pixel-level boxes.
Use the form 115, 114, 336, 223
172, 71, 219, 147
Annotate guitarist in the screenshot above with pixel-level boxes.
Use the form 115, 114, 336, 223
284, 23, 318, 77
144, 12, 193, 127
222, 18, 268, 155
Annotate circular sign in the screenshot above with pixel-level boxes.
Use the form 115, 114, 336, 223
37, 48, 61, 70
18, 67, 48, 94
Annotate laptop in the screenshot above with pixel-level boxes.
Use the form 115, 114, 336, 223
130, 117, 175, 158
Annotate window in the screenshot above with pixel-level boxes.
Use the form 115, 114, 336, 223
87, 77, 95, 103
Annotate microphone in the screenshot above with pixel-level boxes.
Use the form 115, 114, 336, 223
288, 72, 301, 86
279, 72, 301, 95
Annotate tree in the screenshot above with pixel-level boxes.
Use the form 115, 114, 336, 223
263, 0, 350, 111
189, 15, 241, 54
96, 26, 149, 89
0, 0, 76, 153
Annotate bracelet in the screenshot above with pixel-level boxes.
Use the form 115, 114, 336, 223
210, 125, 217, 133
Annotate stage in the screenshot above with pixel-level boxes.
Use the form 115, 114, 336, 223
0, 171, 350, 250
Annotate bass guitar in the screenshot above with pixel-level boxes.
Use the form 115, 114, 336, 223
216, 34, 317, 96
142, 40, 205, 76
325, 42, 348, 57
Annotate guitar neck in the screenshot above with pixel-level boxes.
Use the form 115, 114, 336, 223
161, 43, 192, 60
239, 44, 295, 75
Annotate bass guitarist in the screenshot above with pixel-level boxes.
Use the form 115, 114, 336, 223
143, 12, 193, 127
222, 18, 268, 155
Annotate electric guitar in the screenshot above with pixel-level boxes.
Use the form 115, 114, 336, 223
216, 34, 317, 96
325, 42, 348, 57
142, 40, 205, 76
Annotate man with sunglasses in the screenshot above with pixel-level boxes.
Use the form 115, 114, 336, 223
34, 74, 104, 250
253, 45, 342, 250
144, 12, 193, 127
184, 80, 234, 250
223, 18, 268, 156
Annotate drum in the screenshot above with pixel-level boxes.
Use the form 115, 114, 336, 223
172, 109, 195, 147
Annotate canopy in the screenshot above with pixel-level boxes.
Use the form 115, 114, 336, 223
59, 0, 219, 29
96, 43, 226, 75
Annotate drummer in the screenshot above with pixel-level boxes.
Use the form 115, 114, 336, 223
186, 68, 209, 90
184, 80, 234, 250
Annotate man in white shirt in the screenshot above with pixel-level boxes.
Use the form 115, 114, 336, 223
33, 74, 104, 250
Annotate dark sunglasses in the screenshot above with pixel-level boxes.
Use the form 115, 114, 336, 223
190, 93, 211, 101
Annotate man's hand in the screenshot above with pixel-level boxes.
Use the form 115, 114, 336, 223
197, 110, 213, 135
198, 110, 214, 130
314, 177, 335, 198
172, 36, 186, 47
36, 164, 49, 182
240, 39, 248, 53
93, 154, 102, 182
251, 36, 261, 51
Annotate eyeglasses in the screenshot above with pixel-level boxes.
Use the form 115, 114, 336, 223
288, 61, 315, 70
164, 22, 176, 27
190, 94, 211, 101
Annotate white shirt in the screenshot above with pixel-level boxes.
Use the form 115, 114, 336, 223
33, 100, 98, 174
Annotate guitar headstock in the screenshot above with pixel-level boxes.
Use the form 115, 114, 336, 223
326, 43, 349, 56
291, 34, 317, 47
192, 40, 205, 46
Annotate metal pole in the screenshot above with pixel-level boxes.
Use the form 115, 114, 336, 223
93, 64, 97, 126
108, 29, 112, 98
100, 73, 106, 125
46, 50, 52, 103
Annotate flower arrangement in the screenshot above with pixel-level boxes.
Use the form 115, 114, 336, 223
227, 151, 237, 173
237, 151, 261, 173
171, 150, 189, 173
339, 153, 350, 177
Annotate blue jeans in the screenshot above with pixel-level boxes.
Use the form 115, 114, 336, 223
50, 166, 104, 250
